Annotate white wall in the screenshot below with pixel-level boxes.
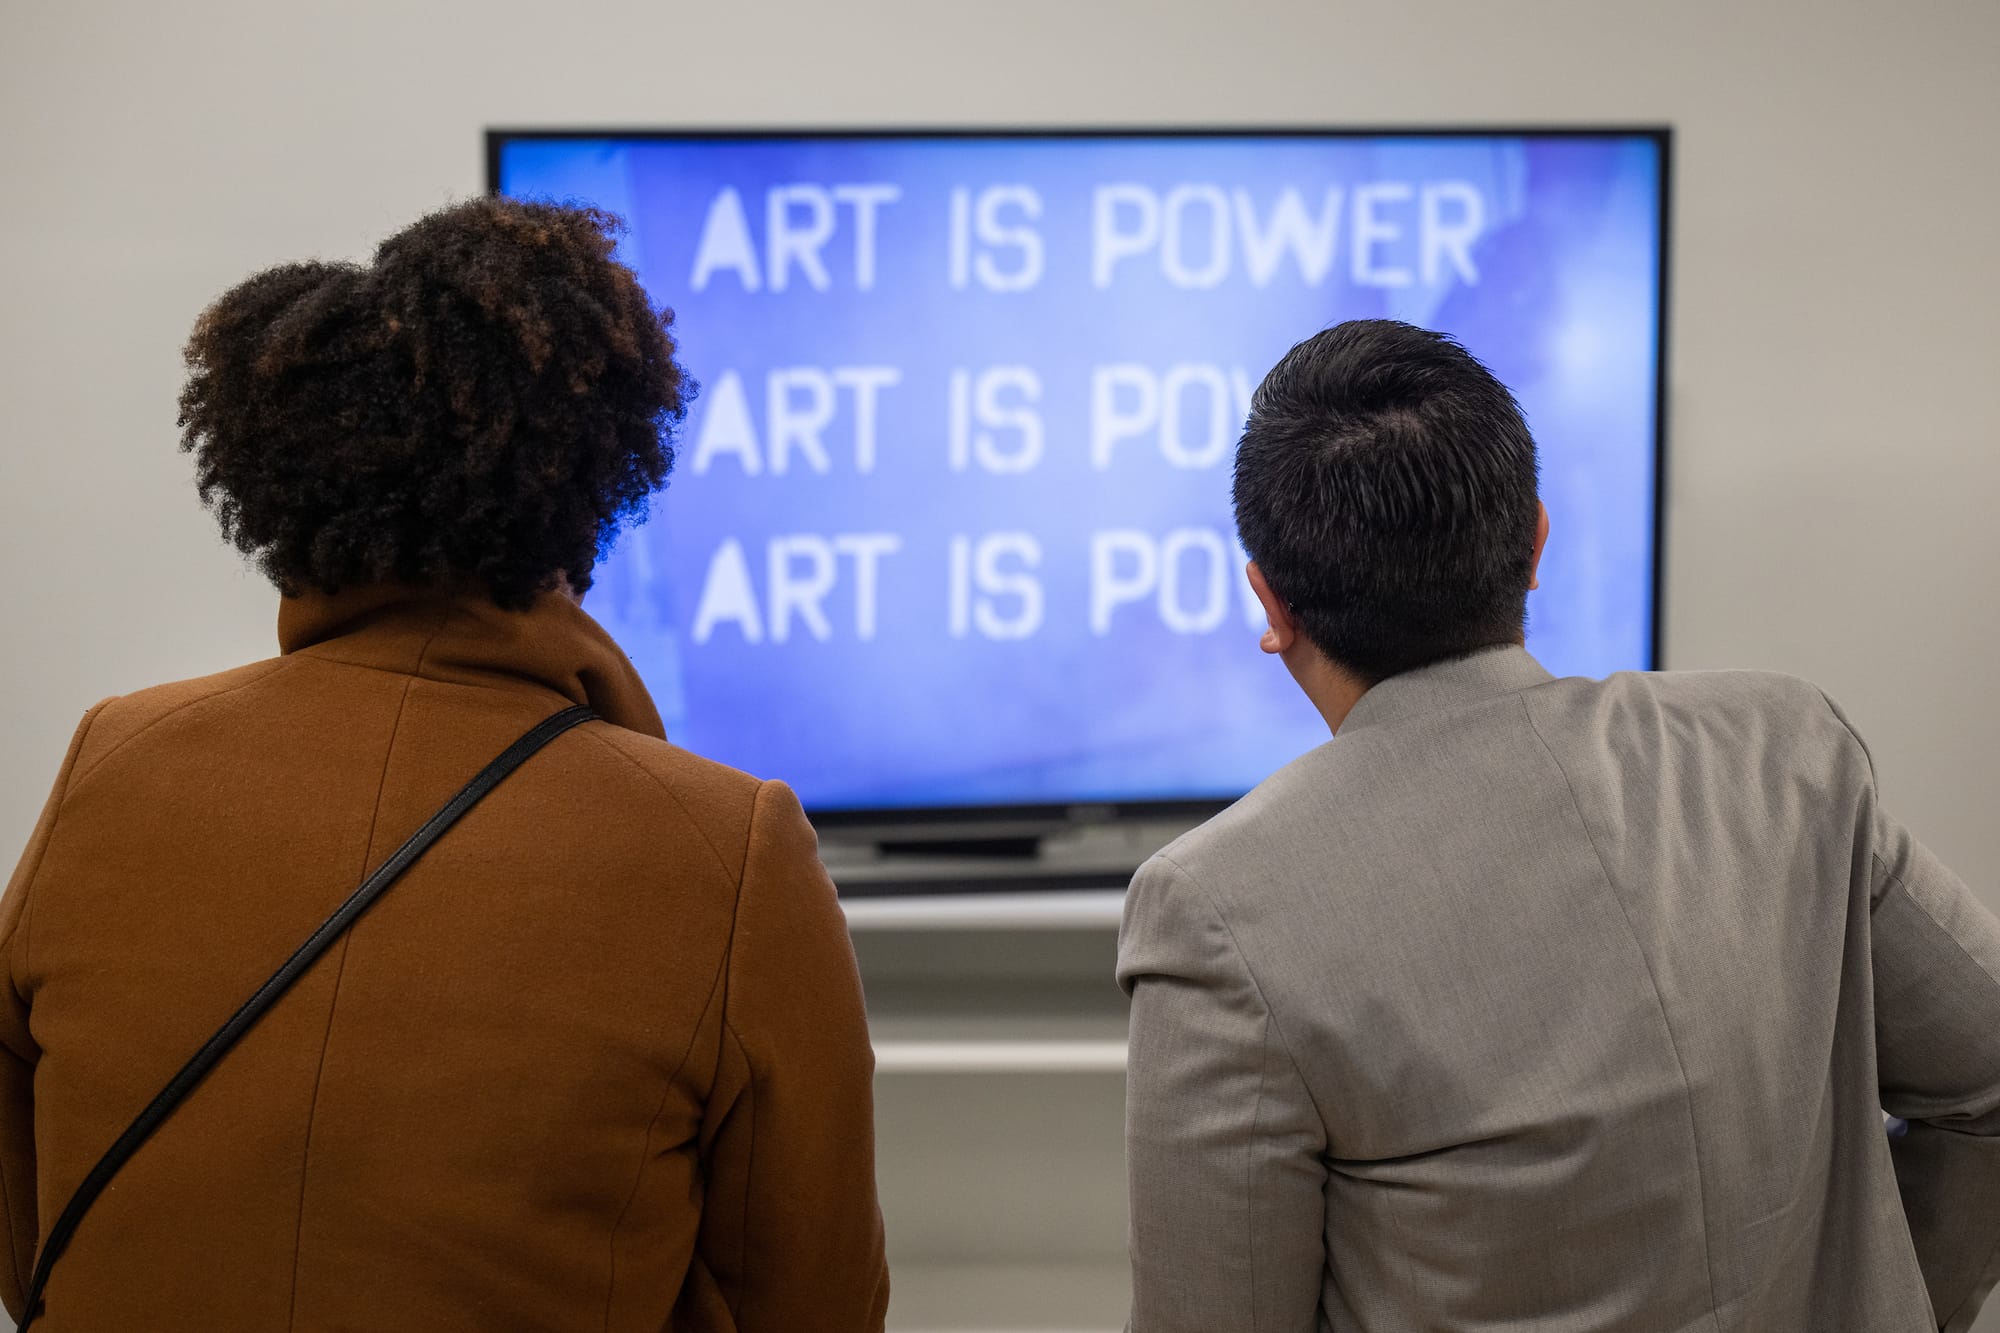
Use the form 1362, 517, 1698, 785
2, 0, 1996, 1327
4, 0, 1996, 878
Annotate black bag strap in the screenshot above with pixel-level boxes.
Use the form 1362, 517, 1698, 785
17, 704, 597, 1329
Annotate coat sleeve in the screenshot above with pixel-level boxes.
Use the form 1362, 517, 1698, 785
0, 703, 108, 1321
686, 779, 888, 1332
1826, 696, 2000, 1332
1118, 853, 1327, 1333
1870, 805, 2000, 1332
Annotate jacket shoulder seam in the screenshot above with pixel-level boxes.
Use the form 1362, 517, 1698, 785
575, 728, 747, 886
602, 942, 734, 1327
1872, 852, 1994, 987
1150, 851, 1329, 1132
1518, 693, 1725, 1328
64, 659, 294, 797
9, 699, 115, 992
285, 611, 453, 1330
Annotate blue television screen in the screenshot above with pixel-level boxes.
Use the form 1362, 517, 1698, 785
492, 130, 1666, 813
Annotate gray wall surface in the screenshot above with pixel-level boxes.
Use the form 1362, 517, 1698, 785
4, 0, 1994, 893
2, 2, 1995, 1329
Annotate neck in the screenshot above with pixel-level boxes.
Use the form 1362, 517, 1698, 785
1286, 650, 1375, 735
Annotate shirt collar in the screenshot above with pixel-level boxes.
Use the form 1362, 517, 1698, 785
1338, 644, 1555, 735
277, 584, 666, 740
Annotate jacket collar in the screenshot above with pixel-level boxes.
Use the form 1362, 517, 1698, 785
277, 585, 666, 740
1338, 644, 1554, 736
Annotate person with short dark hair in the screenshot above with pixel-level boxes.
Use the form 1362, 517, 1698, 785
0, 198, 889, 1331
1231, 320, 1542, 685
1120, 319, 2000, 1331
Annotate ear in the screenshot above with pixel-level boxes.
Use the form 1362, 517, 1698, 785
1528, 502, 1550, 592
1246, 562, 1297, 656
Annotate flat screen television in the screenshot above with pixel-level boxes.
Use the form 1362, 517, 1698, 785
489, 128, 1668, 872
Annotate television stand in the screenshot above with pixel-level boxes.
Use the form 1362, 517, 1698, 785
819, 813, 1206, 899
877, 835, 1043, 860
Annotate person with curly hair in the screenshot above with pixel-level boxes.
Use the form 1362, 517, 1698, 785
0, 198, 889, 1331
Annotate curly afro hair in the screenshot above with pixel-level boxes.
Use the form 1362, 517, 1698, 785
178, 198, 690, 608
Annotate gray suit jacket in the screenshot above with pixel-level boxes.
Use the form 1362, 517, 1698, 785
1119, 647, 2000, 1332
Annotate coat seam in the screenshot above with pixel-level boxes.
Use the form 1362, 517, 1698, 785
1152, 853, 1330, 1131
281, 939, 358, 1331
1873, 855, 2000, 1126
10, 701, 109, 1009
1247, 1006, 1272, 1332
3, 701, 110, 1304
1147, 853, 1324, 1332
576, 731, 747, 885
284, 611, 446, 1330
710, 783, 773, 1329
63, 660, 293, 798
600, 779, 763, 1327
284, 650, 582, 701
717, 1019, 757, 1329
0, 1048, 27, 1307
1521, 695, 1724, 1329
600, 953, 733, 1329
1871, 854, 1988, 977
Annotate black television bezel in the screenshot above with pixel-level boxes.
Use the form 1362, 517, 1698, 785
486, 125, 1673, 832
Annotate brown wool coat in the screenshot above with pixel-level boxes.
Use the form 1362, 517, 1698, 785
0, 587, 888, 1331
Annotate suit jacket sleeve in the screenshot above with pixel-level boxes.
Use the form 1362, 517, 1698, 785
1827, 697, 2000, 1332
689, 779, 888, 1333
1118, 853, 1327, 1333
0, 703, 107, 1321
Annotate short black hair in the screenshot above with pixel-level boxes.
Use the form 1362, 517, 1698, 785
178, 198, 690, 609
1232, 320, 1540, 683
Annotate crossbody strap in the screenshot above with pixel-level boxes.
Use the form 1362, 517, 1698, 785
18, 704, 598, 1329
